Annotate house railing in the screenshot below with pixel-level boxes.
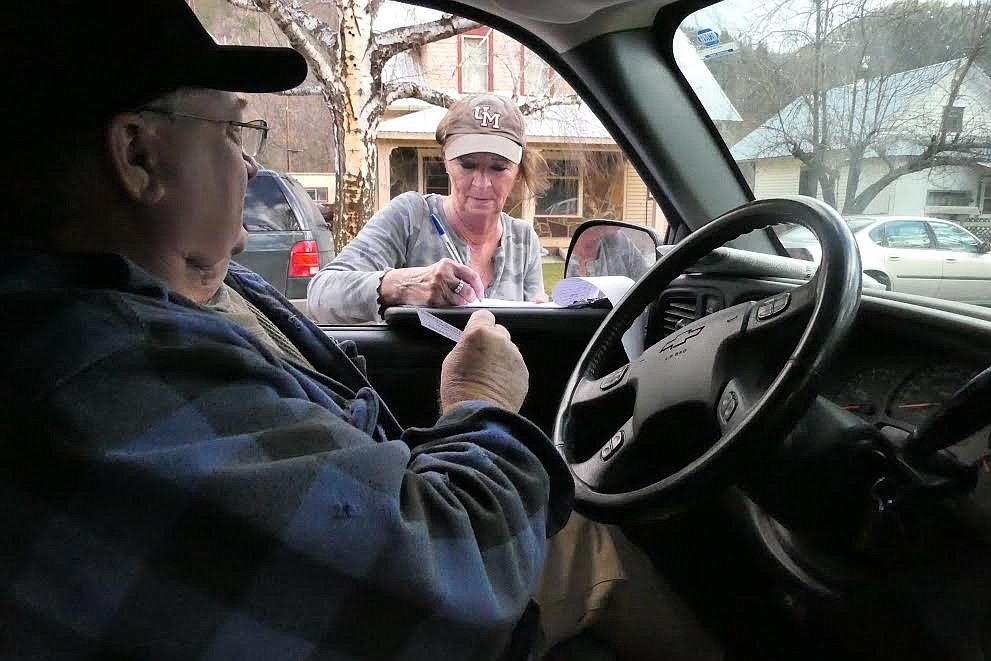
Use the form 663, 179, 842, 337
960, 220, 991, 241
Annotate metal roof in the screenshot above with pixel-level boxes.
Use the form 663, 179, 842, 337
731, 60, 966, 161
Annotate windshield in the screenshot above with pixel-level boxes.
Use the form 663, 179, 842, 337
678, 0, 991, 306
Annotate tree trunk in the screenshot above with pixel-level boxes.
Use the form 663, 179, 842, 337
818, 171, 837, 209
841, 150, 864, 213
332, 0, 378, 248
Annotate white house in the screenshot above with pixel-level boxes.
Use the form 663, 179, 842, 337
731, 60, 991, 222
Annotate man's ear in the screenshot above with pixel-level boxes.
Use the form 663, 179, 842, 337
106, 113, 166, 205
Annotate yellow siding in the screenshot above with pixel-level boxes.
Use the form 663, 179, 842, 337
754, 157, 801, 198
421, 32, 521, 93
492, 35, 521, 92
422, 32, 567, 96
623, 162, 651, 225
422, 40, 460, 92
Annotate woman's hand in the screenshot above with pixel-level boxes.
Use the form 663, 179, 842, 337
380, 258, 485, 307
530, 293, 549, 304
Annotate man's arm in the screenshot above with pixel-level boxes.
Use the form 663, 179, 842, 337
5, 329, 571, 659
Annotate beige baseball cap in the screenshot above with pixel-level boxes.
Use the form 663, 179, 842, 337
436, 94, 526, 164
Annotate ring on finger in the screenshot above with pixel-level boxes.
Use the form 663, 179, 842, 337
453, 279, 466, 296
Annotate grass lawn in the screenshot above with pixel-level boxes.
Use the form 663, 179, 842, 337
542, 261, 564, 298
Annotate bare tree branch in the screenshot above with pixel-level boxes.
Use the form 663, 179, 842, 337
278, 85, 326, 96
226, 0, 265, 10
245, 0, 339, 87
224, 0, 338, 52
375, 15, 480, 64
519, 94, 582, 115
383, 82, 458, 108
282, 0, 338, 51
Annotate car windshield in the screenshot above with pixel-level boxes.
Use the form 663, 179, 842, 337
678, 0, 991, 306
189, 0, 991, 314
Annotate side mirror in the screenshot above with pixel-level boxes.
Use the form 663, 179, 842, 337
979, 240, 991, 254
565, 220, 663, 281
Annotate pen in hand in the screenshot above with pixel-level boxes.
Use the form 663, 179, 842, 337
430, 213, 467, 266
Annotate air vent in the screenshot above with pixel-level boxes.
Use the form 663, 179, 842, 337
660, 294, 700, 335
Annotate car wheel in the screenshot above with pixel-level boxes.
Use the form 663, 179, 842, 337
865, 270, 890, 290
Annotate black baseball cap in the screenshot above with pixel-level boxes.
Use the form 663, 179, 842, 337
5, 0, 308, 137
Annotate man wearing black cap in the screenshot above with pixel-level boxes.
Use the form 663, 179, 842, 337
0, 2, 572, 659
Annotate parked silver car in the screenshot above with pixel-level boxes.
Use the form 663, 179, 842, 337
777, 215, 991, 304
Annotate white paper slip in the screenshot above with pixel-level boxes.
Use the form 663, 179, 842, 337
551, 276, 635, 307
416, 309, 462, 342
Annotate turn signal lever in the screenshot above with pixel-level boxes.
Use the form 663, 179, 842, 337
903, 364, 991, 463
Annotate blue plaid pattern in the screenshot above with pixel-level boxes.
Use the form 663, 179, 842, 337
0, 251, 572, 660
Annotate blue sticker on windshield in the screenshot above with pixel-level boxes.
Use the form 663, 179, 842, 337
696, 28, 720, 48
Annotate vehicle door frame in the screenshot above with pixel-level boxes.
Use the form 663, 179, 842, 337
929, 220, 991, 304
877, 219, 942, 297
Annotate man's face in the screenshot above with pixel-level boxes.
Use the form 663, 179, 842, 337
153, 90, 258, 271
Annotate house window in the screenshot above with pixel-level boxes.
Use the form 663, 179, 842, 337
926, 189, 973, 207
460, 34, 490, 92
523, 49, 553, 95
980, 179, 991, 214
390, 147, 418, 199
420, 154, 450, 196
945, 106, 964, 133
798, 166, 817, 197
534, 156, 582, 238
304, 187, 329, 203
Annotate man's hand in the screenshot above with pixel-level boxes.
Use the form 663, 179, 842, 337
380, 258, 486, 307
440, 309, 528, 413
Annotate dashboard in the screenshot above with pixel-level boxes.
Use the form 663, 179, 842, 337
825, 362, 981, 428
656, 276, 991, 469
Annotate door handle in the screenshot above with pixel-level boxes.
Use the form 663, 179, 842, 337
945, 257, 957, 262
888, 256, 901, 261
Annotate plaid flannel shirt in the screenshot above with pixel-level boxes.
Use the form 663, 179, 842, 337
0, 251, 572, 660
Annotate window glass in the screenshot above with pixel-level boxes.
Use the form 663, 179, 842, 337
926, 190, 973, 207
243, 176, 300, 232
931, 222, 981, 251
535, 156, 582, 241
537, 158, 581, 216
193, 3, 663, 318
883, 221, 932, 249
678, 0, 991, 305
462, 35, 489, 92
945, 106, 965, 133
524, 49, 553, 95
582, 152, 625, 219
305, 187, 330, 202
422, 156, 450, 195
390, 147, 418, 199
284, 178, 326, 230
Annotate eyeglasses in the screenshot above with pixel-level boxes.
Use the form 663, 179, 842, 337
138, 108, 269, 157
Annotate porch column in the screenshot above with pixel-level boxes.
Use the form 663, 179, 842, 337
377, 143, 396, 211
522, 147, 538, 223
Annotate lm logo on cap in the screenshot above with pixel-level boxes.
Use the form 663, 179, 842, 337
474, 105, 501, 129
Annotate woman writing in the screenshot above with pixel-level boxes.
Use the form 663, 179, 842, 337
307, 94, 549, 324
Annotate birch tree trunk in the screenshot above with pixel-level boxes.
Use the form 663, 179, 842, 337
330, 0, 377, 249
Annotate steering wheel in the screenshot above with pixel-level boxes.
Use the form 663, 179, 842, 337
553, 197, 863, 521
